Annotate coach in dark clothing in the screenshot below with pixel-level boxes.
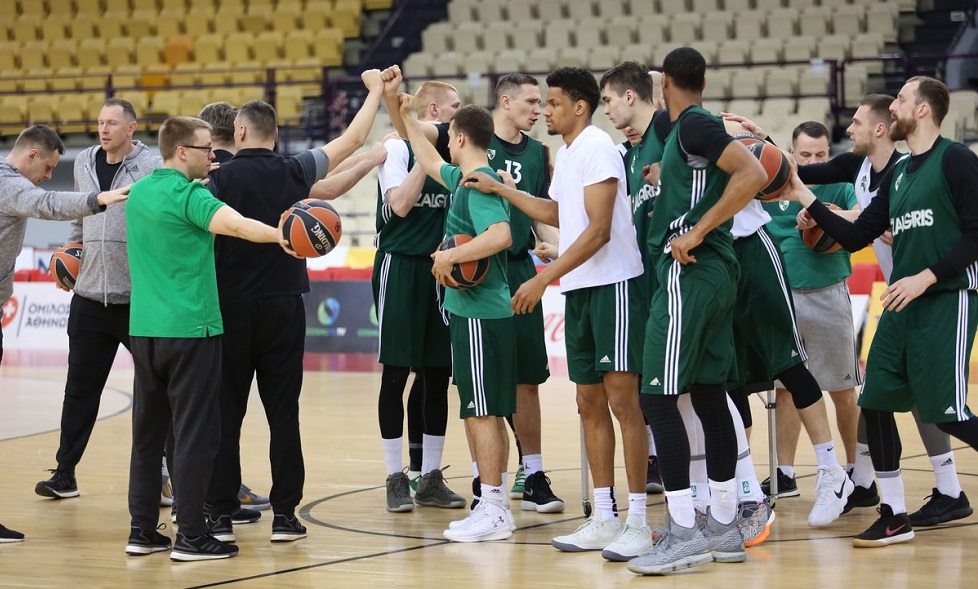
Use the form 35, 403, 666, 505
206, 69, 385, 542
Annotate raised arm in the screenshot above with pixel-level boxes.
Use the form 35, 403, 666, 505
309, 141, 387, 201
399, 94, 450, 189
322, 68, 385, 172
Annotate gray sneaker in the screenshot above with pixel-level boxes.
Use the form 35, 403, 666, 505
705, 512, 746, 563
414, 468, 466, 509
386, 472, 415, 513
626, 516, 713, 576
738, 498, 775, 547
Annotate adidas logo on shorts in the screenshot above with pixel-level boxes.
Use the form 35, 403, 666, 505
945, 406, 957, 415
599, 355, 611, 363
791, 350, 799, 357
467, 401, 475, 409
649, 378, 660, 386
844, 374, 853, 381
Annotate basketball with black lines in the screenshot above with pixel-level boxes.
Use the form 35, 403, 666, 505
282, 199, 342, 258
743, 139, 790, 202
801, 202, 842, 254
49, 242, 83, 290
438, 234, 490, 290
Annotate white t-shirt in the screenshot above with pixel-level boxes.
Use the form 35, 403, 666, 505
377, 139, 410, 195
550, 125, 644, 292
732, 200, 771, 238
854, 155, 898, 281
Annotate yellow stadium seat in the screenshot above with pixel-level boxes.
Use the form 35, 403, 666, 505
0, 0, 17, 16
135, 36, 165, 67
23, 67, 53, 92
17, 0, 47, 17
52, 66, 86, 91
183, 12, 213, 36
430, 53, 461, 77
312, 28, 344, 67
657, 0, 688, 16
728, 68, 765, 98
212, 13, 241, 36
766, 69, 798, 96
20, 40, 49, 69
453, 21, 482, 54
57, 94, 90, 134
421, 22, 452, 54
40, 15, 70, 41
103, 0, 132, 14
275, 86, 306, 125
507, 2, 535, 22
106, 37, 136, 68
194, 33, 224, 63
72, 0, 100, 15
11, 15, 42, 42
283, 31, 313, 61
538, 0, 566, 20
331, 4, 361, 38
199, 67, 229, 87
158, 0, 187, 11
219, 0, 247, 10
149, 89, 182, 119
271, 11, 299, 32
543, 19, 574, 50
163, 34, 194, 68
604, 16, 637, 48
302, 4, 331, 31
0, 95, 30, 136
112, 65, 144, 91
28, 94, 59, 124
636, 17, 666, 50
401, 52, 433, 78
510, 21, 542, 52
799, 7, 832, 38
283, 57, 324, 94
245, 1, 273, 15
364, 0, 392, 8
750, 38, 782, 64
180, 89, 211, 115
668, 13, 700, 44
733, 10, 764, 40
481, 21, 510, 53
448, 0, 475, 23
702, 12, 732, 41
82, 65, 113, 90
170, 62, 201, 87
765, 9, 798, 41
716, 40, 749, 66
68, 16, 99, 40
156, 18, 182, 39
254, 31, 284, 64
225, 32, 255, 64
48, 39, 79, 70
240, 14, 269, 35
127, 11, 157, 38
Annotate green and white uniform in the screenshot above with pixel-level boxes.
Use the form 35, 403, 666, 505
439, 163, 516, 418
373, 138, 452, 368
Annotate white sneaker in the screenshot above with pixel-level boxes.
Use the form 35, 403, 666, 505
443, 501, 513, 542
808, 465, 854, 527
449, 506, 516, 531
551, 516, 622, 552
602, 515, 655, 561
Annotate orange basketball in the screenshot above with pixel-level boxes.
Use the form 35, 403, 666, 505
438, 234, 490, 290
281, 199, 342, 258
744, 140, 790, 201
50, 242, 83, 290
801, 203, 842, 254
733, 132, 765, 146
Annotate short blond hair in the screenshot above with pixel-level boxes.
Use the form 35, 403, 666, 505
415, 80, 459, 117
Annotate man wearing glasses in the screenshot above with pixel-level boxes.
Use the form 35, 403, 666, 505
124, 115, 293, 561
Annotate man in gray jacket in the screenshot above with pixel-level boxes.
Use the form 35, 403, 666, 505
1, 124, 129, 540
34, 99, 160, 500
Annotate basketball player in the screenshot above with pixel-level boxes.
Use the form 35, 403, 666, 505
374, 71, 464, 513
0, 124, 129, 543
35, 99, 160, 502
787, 76, 978, 547
204, 69, 388, 544
626, 47, 766, 575
464, 67, 652, 556
124, 115, 291, 561
730, 98, 971, 524
400, 96, 517, 543
487, 73, 563, 514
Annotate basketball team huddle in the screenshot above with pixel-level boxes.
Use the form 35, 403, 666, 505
3, 45, 978, 575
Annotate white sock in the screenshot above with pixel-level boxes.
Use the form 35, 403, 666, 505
691, 477, 711, 515
594, 486, 619, 522
877, 469, 907, 514
382, 437, 403, 476
737, 450, 764, 503
472, 461, 480, 478
628, 493, 647, 525
481, 483, 505, 508
930, 452, 963, 498
646, 425, 657, 456
501, 471, 508, 493
523, 454, 543, 477
779, 465, 796, 479
709, 478, 739, 525
665, 488, 695, 529
851, 443, 875, 487
420, 434, 445, 476
813, 441, 839, 469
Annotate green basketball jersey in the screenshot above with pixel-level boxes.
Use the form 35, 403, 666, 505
375, 141, 450, 256
487, 133, 550, 257
888, 138, 978, 292
648, 106, 734, 263
763, 183, 857, 289
624, 121, 664, 289
440, 164, 513, 319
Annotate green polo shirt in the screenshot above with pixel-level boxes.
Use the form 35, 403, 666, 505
126, 167, 226, 337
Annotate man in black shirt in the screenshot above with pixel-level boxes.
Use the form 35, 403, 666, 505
204, 69, 388, 544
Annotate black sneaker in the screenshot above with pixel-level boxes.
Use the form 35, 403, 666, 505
760, 468, 800, 498
270, 514, 307, 542
843, 480, 880, 514
521, 471, 565, 513
171, 532, 239, 561
646, 456, 664, 494
125, 524, 171, 555
232, 507, 262, 524
207, 514, 235, 543
35, 469, 79, 499
852, 504, 914, 547
0, 523, 25, 543
470, 476, 481, 511
909, 488, 973, 526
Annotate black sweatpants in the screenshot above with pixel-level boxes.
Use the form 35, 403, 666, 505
57, 295, 131, 472
129, 336, 222, 536
207, 295, 305, 517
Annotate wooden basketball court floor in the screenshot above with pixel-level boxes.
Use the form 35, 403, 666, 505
1, 354, 977, 588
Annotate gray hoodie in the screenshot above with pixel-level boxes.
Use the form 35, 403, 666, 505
0, 159, 100, 304
69, 141, 161, 305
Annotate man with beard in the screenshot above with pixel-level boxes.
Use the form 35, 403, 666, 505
789, 76, 978, 547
